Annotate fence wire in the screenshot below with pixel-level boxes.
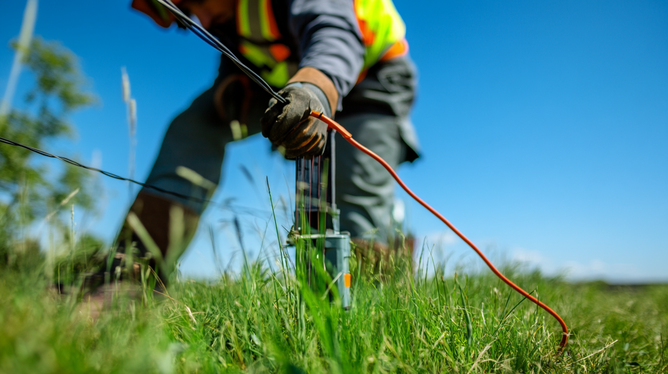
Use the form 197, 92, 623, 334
0, 135, 271, 217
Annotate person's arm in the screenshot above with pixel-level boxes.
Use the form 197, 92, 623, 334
261, 0, 365, 159
287, 0, 365, 113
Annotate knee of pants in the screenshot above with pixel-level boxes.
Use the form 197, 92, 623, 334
144, 90, 233, 214
143, 85, 270, 214
334, 113, 406, 241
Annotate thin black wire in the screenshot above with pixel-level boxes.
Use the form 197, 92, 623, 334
155, 0, 287, 104
0, 135, 270, 217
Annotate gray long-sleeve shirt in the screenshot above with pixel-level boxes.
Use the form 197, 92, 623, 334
212, 0, 366, 109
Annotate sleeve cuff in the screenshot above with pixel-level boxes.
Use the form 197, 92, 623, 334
287, 67, 338, 116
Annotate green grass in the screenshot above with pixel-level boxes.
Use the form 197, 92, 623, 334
0, 248, 666, 373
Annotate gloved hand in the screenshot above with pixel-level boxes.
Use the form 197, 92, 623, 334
260, 84, 329, 159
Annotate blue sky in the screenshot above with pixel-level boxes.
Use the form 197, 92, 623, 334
1, 0, 666, 282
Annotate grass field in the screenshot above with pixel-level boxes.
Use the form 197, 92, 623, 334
0, 242, 666, 374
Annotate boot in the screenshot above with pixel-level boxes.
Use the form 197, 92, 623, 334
80, 191, 200, 314
114, 191, 200, 286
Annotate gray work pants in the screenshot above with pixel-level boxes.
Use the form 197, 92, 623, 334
143, 56, 419, 244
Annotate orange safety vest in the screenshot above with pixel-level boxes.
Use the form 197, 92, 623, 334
235, 0, 408, 87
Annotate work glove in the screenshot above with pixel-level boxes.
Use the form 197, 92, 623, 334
260, 84, 329, 159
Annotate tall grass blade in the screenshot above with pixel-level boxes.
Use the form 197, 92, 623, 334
0, 0, 37, 118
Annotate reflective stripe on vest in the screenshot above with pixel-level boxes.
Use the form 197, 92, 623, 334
236, 0, 297, 87
236, 0, 408, 88
354, 0, 407, 70
237, 0, 280, 42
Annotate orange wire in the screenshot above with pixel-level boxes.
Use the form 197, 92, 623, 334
310, 111, 569, 352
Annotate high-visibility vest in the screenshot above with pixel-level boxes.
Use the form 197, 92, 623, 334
235, 0, 408, 88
